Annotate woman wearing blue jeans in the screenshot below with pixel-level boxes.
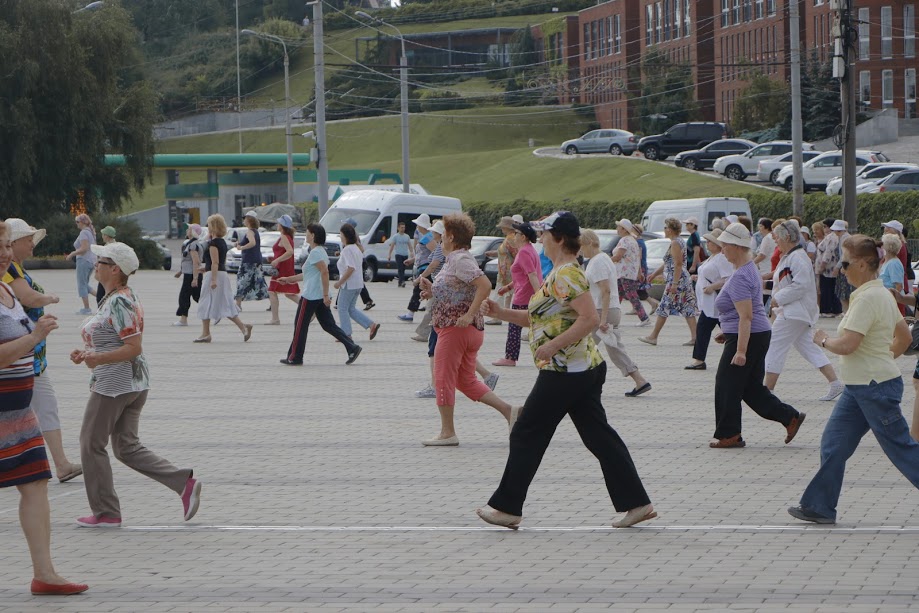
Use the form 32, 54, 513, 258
333, 224, 380, 342
789, 234, 916, 524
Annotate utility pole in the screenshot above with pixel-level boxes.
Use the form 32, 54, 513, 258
236, 0, 242, 153
311, 1, 329, 216
834, 0, 858, 230
789, 0, 804, 216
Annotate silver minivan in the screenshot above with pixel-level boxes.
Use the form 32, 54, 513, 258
561, 129, 637, 156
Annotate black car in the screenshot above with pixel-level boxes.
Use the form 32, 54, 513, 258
637, 122, 732, 161
673, 139, 757, 171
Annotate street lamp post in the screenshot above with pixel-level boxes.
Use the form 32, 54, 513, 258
242, 29, 294, 205
356, 11, 410, 194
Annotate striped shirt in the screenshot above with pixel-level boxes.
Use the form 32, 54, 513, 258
80, 287, 149, 397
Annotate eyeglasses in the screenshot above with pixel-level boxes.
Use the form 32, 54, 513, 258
95, 260, 116, 267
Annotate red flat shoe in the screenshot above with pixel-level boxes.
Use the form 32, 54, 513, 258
31, 579, 89, 595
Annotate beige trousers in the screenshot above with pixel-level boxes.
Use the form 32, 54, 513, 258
80, 390, 190, 518
592, 308, 639, 377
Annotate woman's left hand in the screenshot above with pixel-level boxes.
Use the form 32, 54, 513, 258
333, 281, 341, 290
813, 329, 828, 346
598, 322, 610, 333
456, 312, 473, 328
730, 352, 746, 366
535, 341, 557, 362
82, 351, 101, 368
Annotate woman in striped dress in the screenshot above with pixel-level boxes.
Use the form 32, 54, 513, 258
0, 221, 88, 596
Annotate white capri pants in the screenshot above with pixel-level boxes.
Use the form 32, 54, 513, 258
591, 308, 639, 377
31, 371, 62, 432
764, 317, 831, 374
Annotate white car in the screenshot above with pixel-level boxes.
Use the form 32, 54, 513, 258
824, 163, 918, 195
712, 141, 814, 181
756, 150, 822, 184
775, 150, 890, 192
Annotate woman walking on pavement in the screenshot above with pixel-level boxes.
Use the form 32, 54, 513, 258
685, 228, 733, 371
476, 211, 656, 530
72, 242, 202, 528
764, 220, 844, 401
638, 217, 698, 346
789, 235, 917, 525
266, 215, 300, 325
234, 211, 269, 309
65, 213, 97, 315
709, 223, 806, 449
418, 213, 517, 446
195, 214, 253, 344
174, 223, 204, 327
4, 219, 82, 483
334, 223, 380, 342
278, 224, 362, 366
484, 216, 521, 325
579, 229, 651, 398
398, 214, 434, 323
0, 221, 89, 596
611, 219, 649, 327
492, 221, 542, 367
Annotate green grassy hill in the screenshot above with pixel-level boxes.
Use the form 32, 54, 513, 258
128, 106, 765, 214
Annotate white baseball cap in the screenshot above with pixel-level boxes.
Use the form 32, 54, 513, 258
412, 214, 431, 229
882, 220, 904, 233
682, 216, 700, 227
90, 242, 140, 275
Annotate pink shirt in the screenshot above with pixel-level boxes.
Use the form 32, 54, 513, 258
510, 242, 543, 306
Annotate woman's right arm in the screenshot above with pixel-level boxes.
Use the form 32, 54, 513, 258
9, 277, 58, 309
272, 237, 294, 265
0, 315, 56, 369
484, 298, 530, 327
238, 230, 257, 250
611, 245, 625, 263
732, 299, 753, 366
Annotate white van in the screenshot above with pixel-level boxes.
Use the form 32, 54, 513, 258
319, 190, 462, 281
640, 197, 752, 235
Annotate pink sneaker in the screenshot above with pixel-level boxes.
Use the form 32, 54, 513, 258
76, 514, 122, 528
181, 476, 202, 521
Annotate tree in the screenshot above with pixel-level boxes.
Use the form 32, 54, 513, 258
801, 52, 840, 141
732, 73, 789, 133
632, 48, 698, 134
0, 0, 158, 220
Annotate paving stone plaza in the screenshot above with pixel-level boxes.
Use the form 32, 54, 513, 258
1, 268, 918, 613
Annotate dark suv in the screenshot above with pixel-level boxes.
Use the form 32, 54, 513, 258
637, 122, 732, 161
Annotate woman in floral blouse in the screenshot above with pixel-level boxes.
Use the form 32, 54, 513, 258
419, 213, 517, 446
476, 211, 656, 530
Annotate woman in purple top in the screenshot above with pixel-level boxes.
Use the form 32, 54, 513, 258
710, 223, 806, 449
493, 221, 542, 366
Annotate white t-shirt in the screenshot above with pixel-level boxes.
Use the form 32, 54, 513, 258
695, 252, 735, 318
757, 233, 777, 274
584, 252, 620, 309
336, 244, 365, 291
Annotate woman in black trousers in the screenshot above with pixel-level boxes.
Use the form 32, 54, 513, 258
277, 224, 362, 366
174, 224, 203, 326
475, 211, 656, 530
709, 223, 806, 448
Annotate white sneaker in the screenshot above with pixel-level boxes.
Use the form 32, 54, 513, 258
819, 380, 845, 401
635, 319, 651, 327
484, 373, 500, 391
414, 385, 435, 399
172, 321, 188, 327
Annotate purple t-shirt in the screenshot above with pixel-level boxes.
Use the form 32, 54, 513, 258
715, 261, 771, 334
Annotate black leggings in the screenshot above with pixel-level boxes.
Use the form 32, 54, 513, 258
487, 362, 651, 516
176, 273, 201, 317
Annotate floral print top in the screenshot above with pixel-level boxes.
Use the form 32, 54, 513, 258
80, 287, 149, 397
431, 249, 485, 331
496, 237, 518, 285
528, 262, 604, 373
614, 235, 641, 280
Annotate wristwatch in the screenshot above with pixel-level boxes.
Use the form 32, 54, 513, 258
821, 337, 827, 348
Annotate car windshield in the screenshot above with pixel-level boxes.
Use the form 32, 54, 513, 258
319, 208, 380, 235
469, 237, 497, 256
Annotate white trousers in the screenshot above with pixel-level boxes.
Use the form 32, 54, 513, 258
764, 317, 831, 374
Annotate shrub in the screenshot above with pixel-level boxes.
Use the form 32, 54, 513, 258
32, 213, 164, 270
418, 90, 472, 112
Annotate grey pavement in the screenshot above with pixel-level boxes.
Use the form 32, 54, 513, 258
1, 269, 918, 612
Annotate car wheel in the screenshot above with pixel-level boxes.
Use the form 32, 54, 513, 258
784, 178, 794, 191
363, 260, 377, 283
643, 145, 660, 161
682, 157, 698, 170
163, 258, 171, 271
725, 165, 745, 181
565, 145, 578, 155
769, 169, 781, 185
609, 144, 623, 155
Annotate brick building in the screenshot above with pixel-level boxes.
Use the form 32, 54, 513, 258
531, 15, 582, 104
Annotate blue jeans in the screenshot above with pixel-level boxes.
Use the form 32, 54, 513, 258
337, 287, 373, 337
800, 377, 919, 521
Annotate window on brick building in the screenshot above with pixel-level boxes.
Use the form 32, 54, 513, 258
663, 0, 671, 41
755, 0, 763, 20
646, 5, 653, 45
743, 0, 752, 22
674, 0, 681, 37
657, 2, 663, 43
584, 23, 590, 60
858, 8, 870, 59
859, 70, 871, 109
767, 0, 775, 16
906, 68, 917, 118
599, 19, 606, 56
721, 0, 730, 26
614, 15, 622, 53
905, 5, 916, 58
607, 16, 613, 54
684, 0, 691, 34
592, 20, 599, 58
882, 69, 893, 107
733, 0, 741, 25
881, 6, 892, 59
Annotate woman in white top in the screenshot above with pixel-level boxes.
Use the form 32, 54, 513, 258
579, 230, 651, 397
686, 229, 734, 370
333, 224, 380, 341
764, 220, 844, 401
801, 226, 817, 262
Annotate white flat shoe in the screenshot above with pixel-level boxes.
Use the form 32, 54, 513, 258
612, 504, 657, 528
637, 336, 657, 346
476, 505, 522, 530
172, 321, 188, 327
421, 435, 459, 447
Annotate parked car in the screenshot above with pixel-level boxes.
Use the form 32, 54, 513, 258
483, 243, 544, 286
825, 163, 919, 195
594, 229, 662, 256
776, 150, 890, 192
673, 139, 757, 171
713, 140, 815, 181
561, 129, 637, 156
637, 122, 732, 161
260, 234, 308, 275
756, 150, 822, 184
141, 237, 172, 271
860, 168, 919, 193
470, 236, 503, 270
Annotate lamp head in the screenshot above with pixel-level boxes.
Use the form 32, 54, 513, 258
301, 131, 315, 139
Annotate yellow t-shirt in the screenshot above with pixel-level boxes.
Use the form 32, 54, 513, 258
837, 279, 903, 385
